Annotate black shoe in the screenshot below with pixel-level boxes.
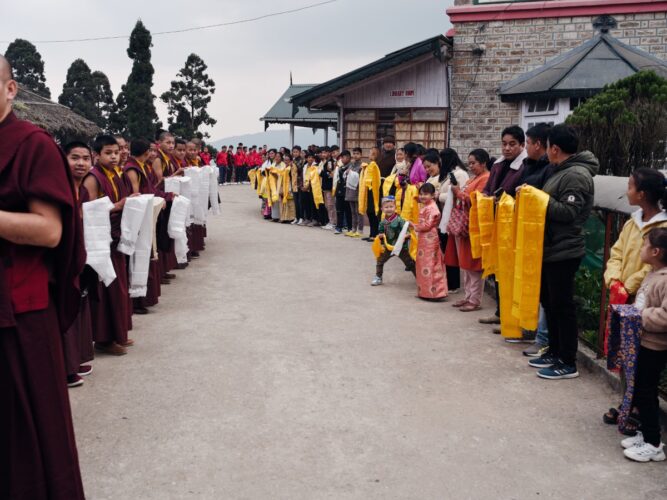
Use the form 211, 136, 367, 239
133, 306, 149, 315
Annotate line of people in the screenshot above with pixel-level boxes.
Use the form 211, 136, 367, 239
244, 123, 667, 463
0, 56, 219, 498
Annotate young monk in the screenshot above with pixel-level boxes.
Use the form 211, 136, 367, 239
153, 132, 179, 281
173, 138, 187, 168
115, 135, 129, 174
62, 141, 95, 387
185, 141, 206, 256
83, 134, 134, 355
124, 138, 162, 313
0, 56, 86, 499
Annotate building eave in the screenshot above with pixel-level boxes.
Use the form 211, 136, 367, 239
447, 0, 667, 23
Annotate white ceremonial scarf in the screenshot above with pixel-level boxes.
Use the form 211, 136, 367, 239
118, 195, 152, 256
391, 219, 411, 257
208, 165, 221, 216
168, 195, 191, 264
82, 196, 116, 286
127, 194, 155, 298
151, 197, 166, 260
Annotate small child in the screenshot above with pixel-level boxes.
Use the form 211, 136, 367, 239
371, 196, 415, 286
345, 147, 364, 237
621, 227, 667, 462
412, 183, 448, 301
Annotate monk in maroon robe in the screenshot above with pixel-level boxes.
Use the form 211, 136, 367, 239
124, 138, 162, 311
153, 132, 180, 281
0, 56, 86, 500
83, 135, 134, 355
62, 141, 96, 387
185, 140, 206, 256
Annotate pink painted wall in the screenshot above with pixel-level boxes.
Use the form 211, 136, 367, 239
342, 57, 449, 109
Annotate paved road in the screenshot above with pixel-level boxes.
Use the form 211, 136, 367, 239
71, 186, 667, 499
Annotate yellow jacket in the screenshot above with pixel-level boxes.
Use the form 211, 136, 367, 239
305, 164, 324, 207
359, 161, 381, 215
604, 210, 667, 294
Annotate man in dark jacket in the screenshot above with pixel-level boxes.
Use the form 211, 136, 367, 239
529, 124, 599, 380
483, 125, 527, 198
378, 135, 396, 178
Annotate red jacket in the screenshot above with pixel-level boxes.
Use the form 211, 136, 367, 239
216, 151, 228, 166
200, 152, 211, 165
234, 151, 247, 167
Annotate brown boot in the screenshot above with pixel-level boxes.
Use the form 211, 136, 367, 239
120, 338, 135, 347
95, 342, 127, 356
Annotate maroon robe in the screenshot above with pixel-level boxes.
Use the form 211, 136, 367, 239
155, 151, 179, 274
0, 111, 85, 500
85, 164, 131, 344
124, 157, 161, 307
62, 185, 94, 376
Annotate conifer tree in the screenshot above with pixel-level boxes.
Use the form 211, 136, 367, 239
124, 20, 158, 138
161, 53, 216, 138
4, 38, 50, 98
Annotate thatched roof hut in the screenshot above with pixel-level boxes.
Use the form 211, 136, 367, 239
12, 87, 101, 141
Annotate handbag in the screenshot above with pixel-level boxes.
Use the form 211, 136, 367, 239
447, 200, 469, 237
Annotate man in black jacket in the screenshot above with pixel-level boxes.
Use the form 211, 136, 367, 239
378, 135, 396, 178
528, 124, 599, 380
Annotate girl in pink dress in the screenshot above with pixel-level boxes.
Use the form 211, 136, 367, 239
413, 183, 448, 301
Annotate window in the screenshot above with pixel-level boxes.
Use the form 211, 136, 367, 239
570, 97, 588, 110
526, 98, 558, 115
526, 121, 555, 130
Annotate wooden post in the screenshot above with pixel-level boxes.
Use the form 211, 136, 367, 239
597, 211, 613, 357
289, 124, 295, 149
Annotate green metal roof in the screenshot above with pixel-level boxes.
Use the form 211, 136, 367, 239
499, 33, 667, 102
291, 35, 451, 107
260, 84, 338, 129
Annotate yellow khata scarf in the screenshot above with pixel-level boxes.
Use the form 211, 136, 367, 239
306, 165, 324, 207
511, 186, 549, 331
477, 193, 496, 277
399, 184, 420, 225
280, 164, 296, 203
469, 191, 482, 259
269, 162, 284, 203
495, 193, 521, 339
371, 229, 418, 261
248, 168, 257, 189
382, 174, 397, 198
359, 161, 380, 215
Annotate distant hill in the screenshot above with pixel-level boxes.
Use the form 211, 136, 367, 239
212, 129, 338, 149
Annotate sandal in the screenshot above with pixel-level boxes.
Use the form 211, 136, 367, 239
603, 407, 619, 425
460, 304, 482, 312
452, 299, 468, 308
620, 415, 641, 436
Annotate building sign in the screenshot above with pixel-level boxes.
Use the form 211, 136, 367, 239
389, 90, 415, 98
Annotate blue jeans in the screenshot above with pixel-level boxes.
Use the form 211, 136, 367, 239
523, 305, 549, 344
536, 305, 549, 346
218, 165, 227, 184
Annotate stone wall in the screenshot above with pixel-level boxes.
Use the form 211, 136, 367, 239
449, 12, 667, 156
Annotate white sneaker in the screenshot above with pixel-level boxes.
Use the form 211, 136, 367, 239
290, 219, 298, 225
623, 441, 666, 462
371, 276, 383, 286
621, 431, 645, 449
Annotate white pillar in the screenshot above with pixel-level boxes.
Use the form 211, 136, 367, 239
289, 124, 295, 148
323, 127, 329, 147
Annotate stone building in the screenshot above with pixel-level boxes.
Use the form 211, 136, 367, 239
446, 0, 667, 154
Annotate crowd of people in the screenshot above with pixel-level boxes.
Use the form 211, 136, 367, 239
0, 56, 221, 498
244, 124, 667, 463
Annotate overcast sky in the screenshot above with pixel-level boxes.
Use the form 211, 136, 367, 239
1, 0, 453, 140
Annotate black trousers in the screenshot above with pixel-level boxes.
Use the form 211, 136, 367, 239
376, 247, 416, 278
335, 195, 352, 231
438, 232, 461, 291
540, 258, 582, 366
226, 165, 234, 183
302, 192, 314, 221
294, 191, 303, 220
366, 189, 379, 237
218, 165, 227, 184
634, 346, 667, 446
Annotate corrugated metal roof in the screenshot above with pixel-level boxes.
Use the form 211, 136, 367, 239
499, 34, 667, 102
593, 175, 633, 214
291, 35, 451, 107
260, 84, 338, 125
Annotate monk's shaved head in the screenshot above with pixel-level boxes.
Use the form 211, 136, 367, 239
0, 55, 13, 81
